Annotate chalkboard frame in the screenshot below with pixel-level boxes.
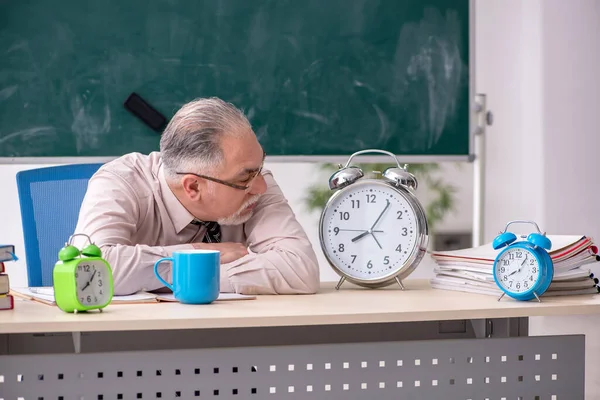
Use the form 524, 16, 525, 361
0, 0, 476, 165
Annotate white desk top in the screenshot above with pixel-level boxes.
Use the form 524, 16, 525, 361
2, 280, 600, 334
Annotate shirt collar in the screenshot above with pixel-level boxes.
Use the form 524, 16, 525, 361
157, 165, 196, 234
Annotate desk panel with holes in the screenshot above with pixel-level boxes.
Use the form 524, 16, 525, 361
0, 335, 584, 400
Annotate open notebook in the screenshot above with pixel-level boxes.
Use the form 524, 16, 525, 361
10, 286, 255, 306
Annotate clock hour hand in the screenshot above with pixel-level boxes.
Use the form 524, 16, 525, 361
351, 231, 370, 242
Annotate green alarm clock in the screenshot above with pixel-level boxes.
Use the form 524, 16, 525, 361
53, 233, 114, 313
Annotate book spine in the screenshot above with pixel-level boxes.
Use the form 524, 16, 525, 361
0, 274, 8, 295
0, 294, 14, 310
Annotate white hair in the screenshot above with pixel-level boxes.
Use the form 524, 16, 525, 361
160, 97, 252, 181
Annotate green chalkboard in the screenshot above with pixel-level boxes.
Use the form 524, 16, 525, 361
0, 0, 470, 158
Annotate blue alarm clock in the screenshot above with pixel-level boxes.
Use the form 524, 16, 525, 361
492, 220, 553, 302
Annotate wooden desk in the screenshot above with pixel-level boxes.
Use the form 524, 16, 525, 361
0, 280, 594, 399
2, 280, 600, 334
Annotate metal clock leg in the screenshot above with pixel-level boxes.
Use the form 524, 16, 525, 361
395, 277, 405, 290
533, 292, 541, 302
335, 277, 346, 290
497, 293, 505, 302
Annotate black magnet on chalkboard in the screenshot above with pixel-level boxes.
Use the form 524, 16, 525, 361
124, 93, 167, 132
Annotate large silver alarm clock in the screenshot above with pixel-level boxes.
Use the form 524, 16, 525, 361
319, 149, 429, 290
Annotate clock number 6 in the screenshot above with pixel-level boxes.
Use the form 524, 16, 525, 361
367, 260, 373, 269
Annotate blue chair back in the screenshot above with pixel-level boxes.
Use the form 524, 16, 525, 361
16, 164, 103, 286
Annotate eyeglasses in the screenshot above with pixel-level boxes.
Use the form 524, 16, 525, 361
176, 151, 266, 191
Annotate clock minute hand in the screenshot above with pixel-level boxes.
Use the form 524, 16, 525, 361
81, 270, 97, 291
521, 254, 528, 267
370, 199, 390, 230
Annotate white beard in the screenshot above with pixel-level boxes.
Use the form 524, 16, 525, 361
217, 195, 261, 226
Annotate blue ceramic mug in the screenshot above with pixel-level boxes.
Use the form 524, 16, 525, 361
153, 250, 220, 304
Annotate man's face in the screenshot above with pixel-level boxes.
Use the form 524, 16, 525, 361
190, 132, 267, 225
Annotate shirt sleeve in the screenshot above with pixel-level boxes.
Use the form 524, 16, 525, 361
73, 170, 193, 295
220, 172, 320, 295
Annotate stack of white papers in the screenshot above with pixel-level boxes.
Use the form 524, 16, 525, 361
429, 235, 600, 297
10, 286, 256, 305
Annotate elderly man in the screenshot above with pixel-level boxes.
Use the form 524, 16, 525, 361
74, 97, 320, 295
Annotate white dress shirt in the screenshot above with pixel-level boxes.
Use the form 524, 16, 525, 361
74, 152, 320, 295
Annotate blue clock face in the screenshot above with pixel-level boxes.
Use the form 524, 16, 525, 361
494, 246, 540, 294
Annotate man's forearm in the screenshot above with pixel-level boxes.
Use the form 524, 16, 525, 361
101, 243, 194, 295
221, 241, 320, 295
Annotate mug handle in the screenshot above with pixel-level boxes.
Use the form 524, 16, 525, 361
154, 257, 174, 291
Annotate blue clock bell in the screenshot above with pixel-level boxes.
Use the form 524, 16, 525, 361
492, 220, 553, 302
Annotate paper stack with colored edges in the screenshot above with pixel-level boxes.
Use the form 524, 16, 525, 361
0, 244, 19, 310
429, 235, 600, 297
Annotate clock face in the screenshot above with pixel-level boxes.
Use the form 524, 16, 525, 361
320, 180, 422, 281
75, 259, 111, 306
494, 247, 540, 294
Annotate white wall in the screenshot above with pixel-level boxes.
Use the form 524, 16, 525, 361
1, 160, 474, 287
476, 0, 600, 397
1, 164, 52, 288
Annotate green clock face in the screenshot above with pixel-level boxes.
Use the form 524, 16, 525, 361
75, 260, 112, 306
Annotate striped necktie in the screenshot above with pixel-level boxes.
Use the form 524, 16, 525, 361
201, 221, 221, 243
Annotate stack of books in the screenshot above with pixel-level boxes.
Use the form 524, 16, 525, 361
430, 235, 600, 297
0, 244, 18, 310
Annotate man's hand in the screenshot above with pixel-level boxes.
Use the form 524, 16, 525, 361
192, 242, 249, 264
